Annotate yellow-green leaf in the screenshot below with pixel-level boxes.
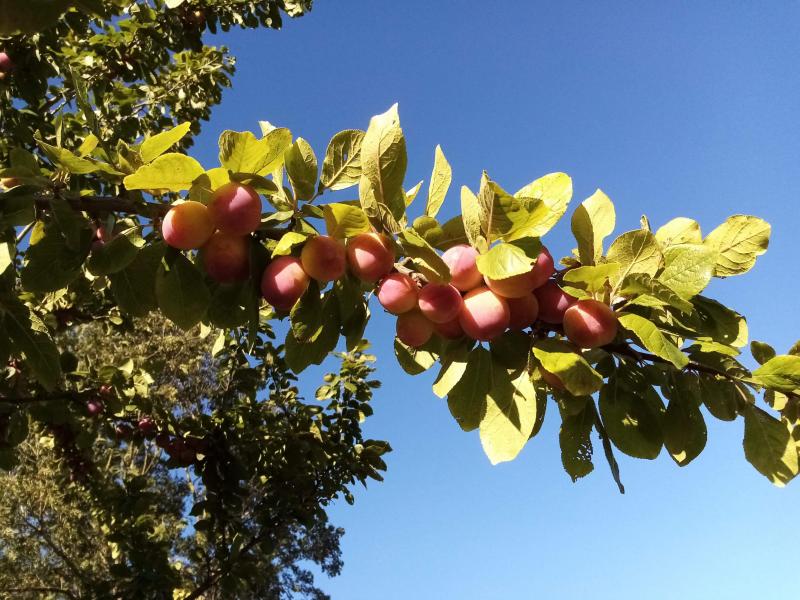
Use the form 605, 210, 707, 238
743, 406, 799, 486
323, 203, 370, 239
284, 137, 318, 201
475, 239, 541, 280
752, 355, 800, 393
460, 185, 484, 250
704, 215, 771, 277
655, 217, 702, 247
532, 338, 603, 396
425, 145, 451, 218
123, 154, 204, 192
320, 129, 366, 191
571, 189, 615, 266
658, 243, 717, 298
618, 313, 689, 369
480, 366, 537, 465
514, 172, 573, 237
477, 174, 547, 243
140, 122, 192, 163
607, 229, 662, 285
397, 229, 450, 283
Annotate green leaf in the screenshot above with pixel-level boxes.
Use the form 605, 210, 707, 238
704, 215, 770, 277
359, 104, 408, 227
323, 203, 370, 239
397, 229, 451, 283
155, 253, 210, 330
20, 221, 90, 293
447, 347, 491, 431
475, 239, 542, 280
752, 355, 800, 393
662, 376, 707, 466
561, 263, 621, 299
87, 226, 143, 275
599, 370, 664, 459
123, 153, 204, 192
0, 241, 13, 275
432, 344, 471, 398
218, 128, 292, 176
285, 137, 318, 201
140, 122, 192, 163
655, 217, 702, 247
77, 133, 99, 157
290, 281, 322, 342
618, 272, 693, 314
743, 406, 799, 486
699, 377, 742, 422
285, 296, 340, 373
109, 243, 164, 317
0, 192, 35, 228
425, 145, 451, 218
479, 365, 537, 464
513, 172, 573, 237
618, 313, 689, 369
36, 140, 103, 174
571, 189, 615, 266
320, 129, 366, 191
460, 185, 485, 250
271, 232, 309, 257
394, 339, 438, 375
0, 296, 61, 391
607, 229, 662, 286
750, 340, 777, 366
476, 175, 547, 243
532, 338, 604, 396
658, 244, 717, 298
559, 404, 595, 482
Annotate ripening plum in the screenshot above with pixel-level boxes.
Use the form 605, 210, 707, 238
442, 244, 482, 291
418, 283, 464, 324
300, 235, 346, 282
563, 299, 619, 348
434, 316, 464, 340
161, 200, 215, 250
396, 310, 435, 348
260, 256, 310, 311
506, 294, 540, 330
377, 273, 418, 315
534, 281, 577, 324
458, 286, 510, 341
201, 232, 250, 283
86, 399, 104, 417
208, 182, 262, 235
346, 233, 395, 282
485, 246, 555, 298
540, 368, 566, 391
0, 52, 12, 80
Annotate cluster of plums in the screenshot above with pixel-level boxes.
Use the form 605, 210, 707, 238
162, 182, 619, 352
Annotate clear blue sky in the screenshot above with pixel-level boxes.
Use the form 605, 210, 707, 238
196, 2, 800, 598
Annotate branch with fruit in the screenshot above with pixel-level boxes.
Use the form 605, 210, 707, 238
1, 105, 798, 490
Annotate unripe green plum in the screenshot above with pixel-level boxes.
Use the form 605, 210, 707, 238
346, 232, 395, 282
396, 310, 434, 348
418, 283, 464, 324
458, 286, 510, 341
377, 273, 418, 314
534, 281, 577, 324
162, 200, 215, 250
300, 235, 346, 282
434, 316, 464, 340
506, 294, 539, 330
442, 244, 482, 291
563, 299, 619, 348
260, 256, 310, 311
485, 246, 555, 298
208, 182, 262, 235
201, 232, 250, 283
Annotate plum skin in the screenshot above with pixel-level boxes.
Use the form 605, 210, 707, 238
563, 299, 619, 348
208, 182, 263, 235
458, 286, 510, 341
201, 232, 250, 283
396, 311, 434, 348
506, 294, 539, 330
300, 235, 347, 282
442, 244, 483, 291
346, 233, 395, 282
377, 273, 418, 315
417, 283, 463, 324
534, 281, 577, 324
485, 246, 555, 298
161, 201, 216, 250
260, 256, 310, 312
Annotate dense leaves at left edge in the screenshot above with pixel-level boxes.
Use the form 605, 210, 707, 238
2, 97, 797, 493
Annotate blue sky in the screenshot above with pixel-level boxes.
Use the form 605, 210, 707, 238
195, 2, 799, 598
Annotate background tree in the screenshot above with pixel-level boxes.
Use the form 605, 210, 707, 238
1, 314, 386, 599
